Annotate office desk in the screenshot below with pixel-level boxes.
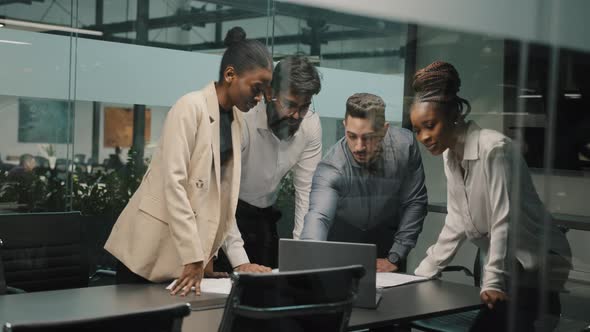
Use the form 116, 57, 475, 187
349, 280, 482, 330
0, 280, 482, 331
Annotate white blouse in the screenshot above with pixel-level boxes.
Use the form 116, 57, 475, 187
415, 121, 571, 294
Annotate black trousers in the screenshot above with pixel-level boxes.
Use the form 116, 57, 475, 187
469, 259, 564, 332
469, 287, 561, 332
115, 260, 151, 284
215, 199, 282, 272
236, 199, 281, 268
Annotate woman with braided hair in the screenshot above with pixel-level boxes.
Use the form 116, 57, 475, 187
411, 61, 571, 331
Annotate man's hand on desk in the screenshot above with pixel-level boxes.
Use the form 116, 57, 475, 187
170, 261, 204, 297
234, 263, 272, 273
204, 259, 229, 278
480, 290, 508, 309
376, 258, 399, 272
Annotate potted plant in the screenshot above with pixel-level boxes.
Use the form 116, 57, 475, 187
276, 171, 296, 238
38, 144, 57, 169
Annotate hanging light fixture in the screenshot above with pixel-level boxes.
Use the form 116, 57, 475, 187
0, 17, 103, 36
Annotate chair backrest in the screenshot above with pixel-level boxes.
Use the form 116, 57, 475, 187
2, 303, 191, 332
218, 265, 365, 332
33, 157, 49, 169
54, 159, 68, 172
0, 240, 6, 295
0, 212, 88, 292
440, 248, 482, 287
73, 154, 86, 164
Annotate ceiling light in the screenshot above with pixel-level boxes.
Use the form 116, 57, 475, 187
564, 93, 582, 99
0, 39, 31, 45
0, 18, 102, 36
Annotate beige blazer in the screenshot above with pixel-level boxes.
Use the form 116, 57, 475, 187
105, 82, 247, 282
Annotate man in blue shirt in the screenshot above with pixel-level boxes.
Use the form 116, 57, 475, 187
301, 93, 427, 272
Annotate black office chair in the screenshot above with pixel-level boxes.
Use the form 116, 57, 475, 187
73, 154, 86, 164
33, 156, 49, 169
0, 241, 6, 295
0, 241, 26, 295
53, 158, 67, 172
2, 302, 191, 332
0, 212, 89, 292
218, 265, 365, 332
410, 249, 482, 332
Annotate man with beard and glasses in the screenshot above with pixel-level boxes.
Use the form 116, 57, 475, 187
300, 93, 427, 273
218, 55, 322, 270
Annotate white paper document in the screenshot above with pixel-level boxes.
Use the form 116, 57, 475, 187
166, 278, 233, 295
376, 272, 428, 289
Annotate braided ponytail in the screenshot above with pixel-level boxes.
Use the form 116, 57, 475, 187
412, 61, 471, 122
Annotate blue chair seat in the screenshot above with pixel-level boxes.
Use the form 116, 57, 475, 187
411, 309, 480, 332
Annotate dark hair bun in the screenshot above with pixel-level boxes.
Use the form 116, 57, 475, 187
224, 27, 247, 47
412, 60, 461, 100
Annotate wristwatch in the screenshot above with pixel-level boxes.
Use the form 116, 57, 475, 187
387, 252, 401, 265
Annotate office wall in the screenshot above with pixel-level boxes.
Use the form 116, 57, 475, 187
0, 96, 169, 164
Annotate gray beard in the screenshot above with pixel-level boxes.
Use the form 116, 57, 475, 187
272, 121, 291, 140
267, 103, 295, 140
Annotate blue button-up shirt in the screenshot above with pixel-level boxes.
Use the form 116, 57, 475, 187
301, 126, 428, 260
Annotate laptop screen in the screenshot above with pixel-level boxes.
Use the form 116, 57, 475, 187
278, 239, 379, 308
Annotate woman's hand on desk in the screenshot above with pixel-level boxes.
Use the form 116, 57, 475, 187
234, 263, 272, 273
170, 261, 204, 297
480, 290, 508, 309
376, 258, 399, 272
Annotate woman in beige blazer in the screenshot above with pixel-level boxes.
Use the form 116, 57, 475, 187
105, 27, 273, 296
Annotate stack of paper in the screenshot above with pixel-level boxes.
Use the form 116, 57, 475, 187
376, 272, 428, 289
167, 273, 428, 293
166, 278, 233, 294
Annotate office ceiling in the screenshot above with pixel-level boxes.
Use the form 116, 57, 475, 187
0, 0, 404, 60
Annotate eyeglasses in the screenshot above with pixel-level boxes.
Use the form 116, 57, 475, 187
270, 96, 313, 118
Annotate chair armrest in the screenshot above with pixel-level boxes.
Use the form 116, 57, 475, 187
6, 286, 26, 294
441, 248, 482, 287
89, 268, 116, 283
442, 265, 474, 278
234, 299, 355, 320
92, 269, 116, 277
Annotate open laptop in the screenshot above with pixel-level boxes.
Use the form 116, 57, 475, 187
278, 238, 381, 309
